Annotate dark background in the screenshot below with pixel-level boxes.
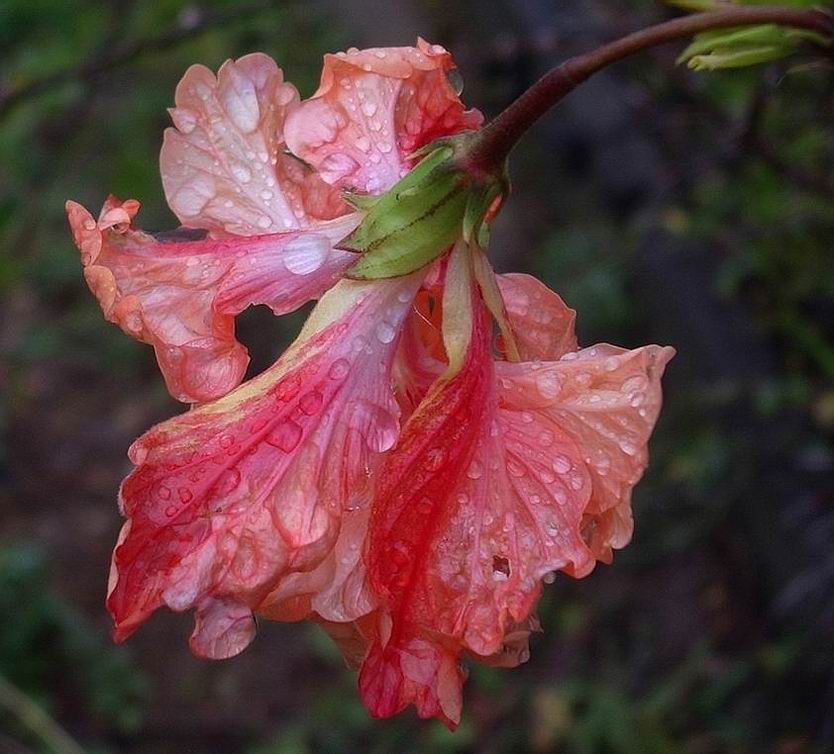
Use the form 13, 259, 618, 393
2, 1, 834, 752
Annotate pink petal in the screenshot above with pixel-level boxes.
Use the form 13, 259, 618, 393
107, 274, 421, 654
284, 39, 483, 194
66, 197, 359, 403
160, 53, 344, 236
497, 273, 578, 360
498, 342, 675, 565
360, 289, 673, 726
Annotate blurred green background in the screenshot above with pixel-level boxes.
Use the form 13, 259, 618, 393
1, 1, 833, 752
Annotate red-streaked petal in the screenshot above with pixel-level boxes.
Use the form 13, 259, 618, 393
160, 53, 344, 235
360, 273, 673, 726
284, 39, 482, 194
66, 197, 359, 403
107, 274, 422, 654
360, 304, 598, 727
497, 342, 675, 565
497, 273, 577, 360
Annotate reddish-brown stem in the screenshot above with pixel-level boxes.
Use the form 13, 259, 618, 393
463, 6, 834, 173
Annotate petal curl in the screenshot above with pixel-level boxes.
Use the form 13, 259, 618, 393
497, 273, 577, 360
284, 39, 483, 194
107, 273, 422, 654
160, 53, 344, 236
67, 197, 359, 403
498, 342, 676, 565
359, 272, 673, 727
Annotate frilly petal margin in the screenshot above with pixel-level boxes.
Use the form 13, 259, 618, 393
160, 53, 344, 236
359, 276, 674, 728
284, 38, 483, 194
66, 197, 360, 403
106, 273, 422, 657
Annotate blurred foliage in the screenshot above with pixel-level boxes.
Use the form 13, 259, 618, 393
1, 0, 833, 753
0, 545, 147, 749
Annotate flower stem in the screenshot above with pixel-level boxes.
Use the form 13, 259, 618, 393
463, 6, 834, 173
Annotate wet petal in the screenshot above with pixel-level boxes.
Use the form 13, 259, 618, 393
160, 53, 344, 235
497, 273, 577, 360
107, 274, 421, 652
66, 197, 359, 403
284, 39, 482, 195
360, 300, 598, 726
498, 342, 675, 565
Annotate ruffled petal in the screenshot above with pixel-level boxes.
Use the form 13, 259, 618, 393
106, 274, 421, 655
497, 273, 577, 360
284, 39, 483, 194
360, 300, 595, 726
359, 269, 673, 727
66, 197, 359, 403
498, 342, 676, 565
160, 53, 344, 236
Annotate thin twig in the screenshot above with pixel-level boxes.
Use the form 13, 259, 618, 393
0, 674, 86, 754
0, 0, 276, 120
462, 5, 834, 172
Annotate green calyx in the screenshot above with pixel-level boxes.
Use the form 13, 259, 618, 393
340, 134, 507, 280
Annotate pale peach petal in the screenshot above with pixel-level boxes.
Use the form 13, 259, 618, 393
67, 197, 359, 403
497, 342, 675, 565
107, 274, 421, 652
497, 273, 578, 360
284, 39, 482, 194
160, 53, 344, 236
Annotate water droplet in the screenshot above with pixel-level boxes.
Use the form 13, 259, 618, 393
466, 460, 483, 479
604, 356, 620, 372
283, 234, 331, 275
256, 215, 272, 229
220, 434, 235, 449
328, 359, 350, 380
536, 371, 562, 399
178, 487, 193, 503
543, 571, 556, 585
375, 321, 396, 344
231, 163, 252, 184
361, 100, 378, 117
157, 485, 171, 501
355, 135, 371, 152
216, 468, 241, 494
507, 458, 526, 477
299, 390, 324, 416
260, 188, 273, 200
364, 404, 399, 453
266, 420, 303, 452
552, 454, 572, 474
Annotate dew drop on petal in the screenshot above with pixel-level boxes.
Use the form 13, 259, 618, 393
328, 359, 350, 380
552, 454, 572, 474
543, 571, 557, 585
299, 390, 324, 416
266, 420, 303, 452
536, 371, 562, 399
231, 163, 252, 184
283, 234, 331, 275
216, 468, 241, 494
375, 321, 396, 344
466, 460, 483, 480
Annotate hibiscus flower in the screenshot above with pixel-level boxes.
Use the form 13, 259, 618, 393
66, 39, 673, 728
